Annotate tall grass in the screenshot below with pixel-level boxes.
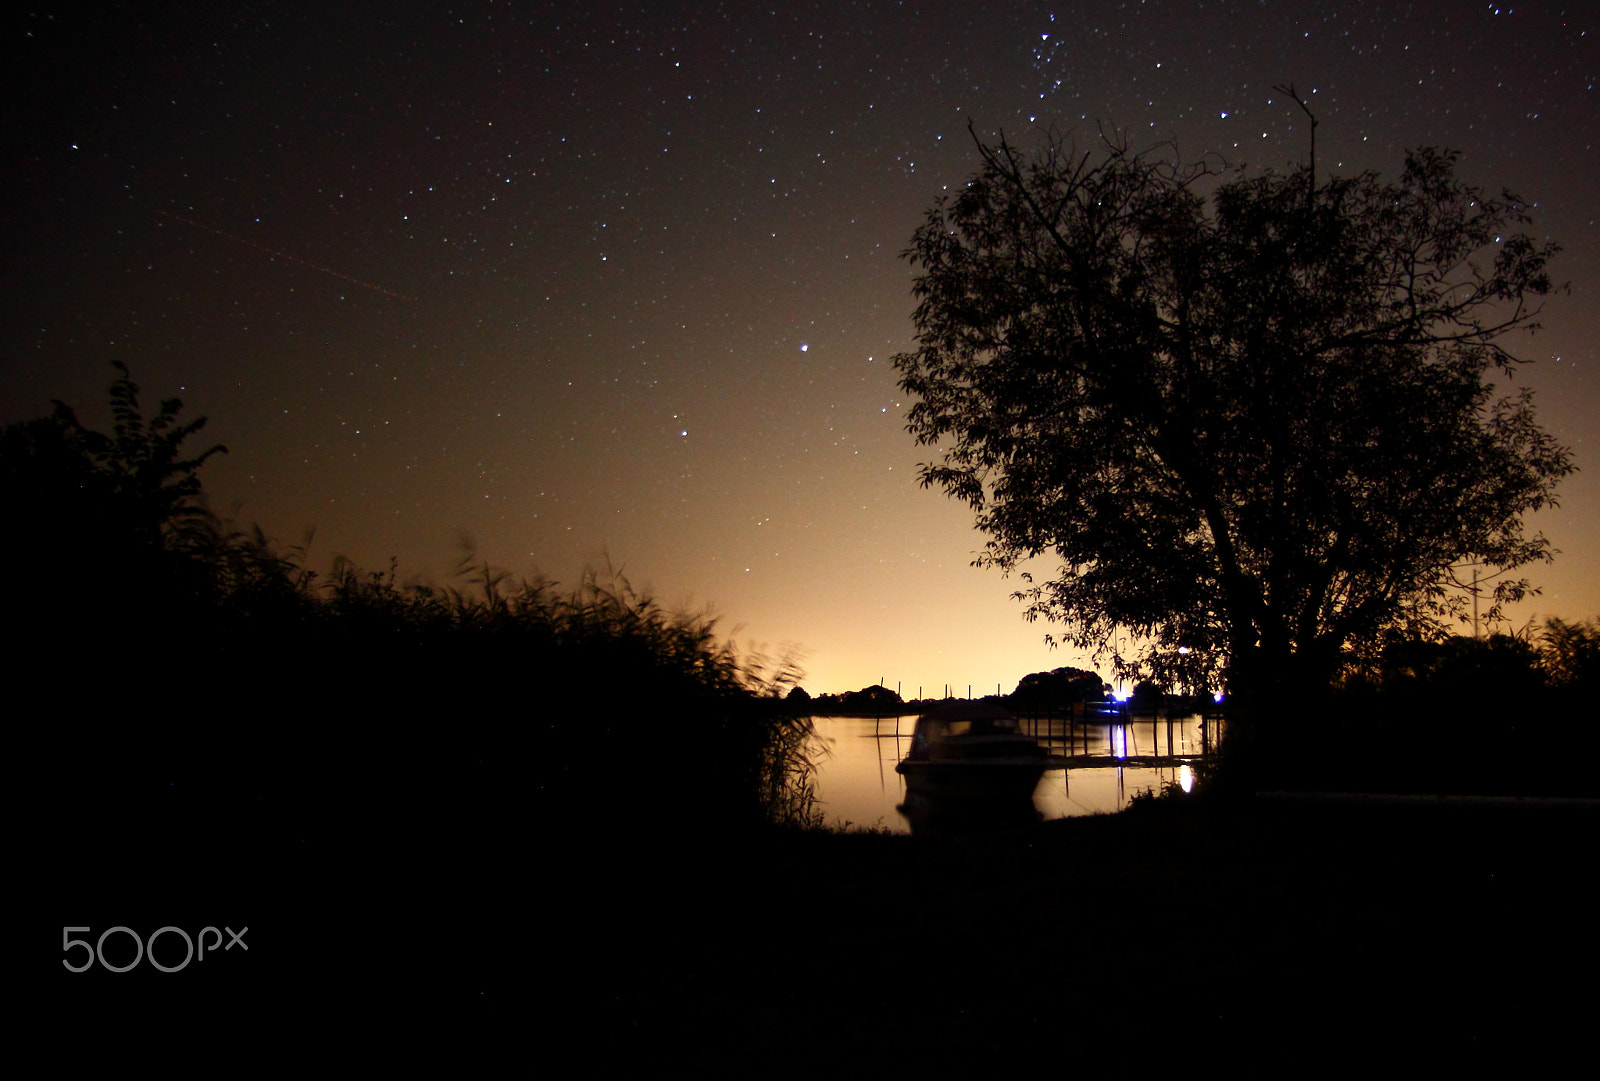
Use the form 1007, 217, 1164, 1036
187, 527, 824, 831
9, 364, 820, 833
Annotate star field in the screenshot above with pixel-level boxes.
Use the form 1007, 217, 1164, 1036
3, 1, 1596, 695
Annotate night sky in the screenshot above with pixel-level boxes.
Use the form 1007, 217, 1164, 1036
4, 1, 1595, 697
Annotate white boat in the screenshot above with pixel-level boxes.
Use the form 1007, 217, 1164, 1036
895, 702, 1048, 800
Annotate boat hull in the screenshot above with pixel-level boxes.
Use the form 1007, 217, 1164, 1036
895, 757, 1048, 801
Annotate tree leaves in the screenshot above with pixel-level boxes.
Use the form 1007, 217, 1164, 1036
894, 128, 1573, 697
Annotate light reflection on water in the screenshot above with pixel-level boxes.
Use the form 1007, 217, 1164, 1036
806, 713, 1213, 833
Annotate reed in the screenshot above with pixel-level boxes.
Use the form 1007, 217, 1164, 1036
9, 363, 821, 832
220, 544, 824, 829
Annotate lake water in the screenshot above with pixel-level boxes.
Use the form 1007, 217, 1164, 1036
804, 711, 1216, 833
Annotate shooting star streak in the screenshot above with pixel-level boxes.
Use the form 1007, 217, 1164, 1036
158, 210, 416, 301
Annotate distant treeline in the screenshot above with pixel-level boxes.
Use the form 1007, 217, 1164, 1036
807, 626, 1597, 717
1311, 624, 1600, 793
804, 629, 1599, 798
801, 666, 1211, 717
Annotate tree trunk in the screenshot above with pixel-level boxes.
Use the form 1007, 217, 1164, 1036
1220, 627, 1339, 793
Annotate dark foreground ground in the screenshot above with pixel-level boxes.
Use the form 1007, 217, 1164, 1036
544, 796, 1598, 1075
36, 746, 1598, 1073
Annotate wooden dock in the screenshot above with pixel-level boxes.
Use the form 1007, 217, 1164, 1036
1042, 753, 1207, 770
858, 709, 1220, 772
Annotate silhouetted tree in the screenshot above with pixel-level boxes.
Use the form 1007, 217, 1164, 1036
1381, 633, 1545, 705
895, 121, 1572, 712
56, 361, 227, 548
839, 684, 904, 713
1008, 666, 1106, 712
1538, 615, 1600, 692
2, 362, 226, 648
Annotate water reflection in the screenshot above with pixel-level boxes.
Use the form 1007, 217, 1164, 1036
807, 713, 1214, 833
897, 786, 1042, 835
